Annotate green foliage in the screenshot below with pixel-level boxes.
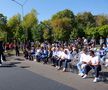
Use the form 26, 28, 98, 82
85, 25, 108, 39
98, 25, 108, 37
95, 15, 108, 26
7, 14, 22, 41
41, 20, 53, 43
32, 24, 44, 42
0, 9, 108, 43
51, 9, 75, 42
0, 31, 6, 39
76, 12, 96, 28
0, 13, 7, 31
22, 9, 38, 40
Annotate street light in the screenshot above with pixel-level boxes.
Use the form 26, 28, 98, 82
11, 0, 28, 41
11, 0, 28, 19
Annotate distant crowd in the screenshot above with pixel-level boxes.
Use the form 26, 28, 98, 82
22, 36, 108, 83
0, 36, 108, 83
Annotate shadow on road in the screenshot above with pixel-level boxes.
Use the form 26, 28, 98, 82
19, 66, 30, 68
14, 58, 25, 61
0, 62, 21, 68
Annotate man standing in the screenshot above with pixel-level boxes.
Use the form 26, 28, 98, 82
0, 38, 4, 65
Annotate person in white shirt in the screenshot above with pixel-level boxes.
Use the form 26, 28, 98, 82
57, 48, 66, 70
77, 48, 90, 76
98, 45, 106, 64
62, 49, 73, 72
51, 47, 58, 66
82, 50, 101, 83
54, 47, 63, 68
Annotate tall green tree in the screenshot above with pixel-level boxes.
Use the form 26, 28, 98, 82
76, 12, 96, 28
0, 13, 7, 40
23, 9, 38, 41
31, 24, 44, 42
41, 20, 53, 43
51, 9, 75, 42
76, 12, 96, 38
0, 14, 7, 30
7, 14, 22, 41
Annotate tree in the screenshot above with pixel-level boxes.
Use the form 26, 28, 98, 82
76, 12, 96, 28
7, 14, 22, 41
0, 13, 7, 30
51, 9, 75, 42
22, 9, 38, 41
31, 24, 44, 42
40, 20, 53, 43
95, 15, 108, 26
98, 25, 108, 38
0, 13, 7, 40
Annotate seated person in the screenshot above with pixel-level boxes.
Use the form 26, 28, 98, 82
62, 49, 73, 72
51, 47, 58, 66
35, 47, 41, 62
98, 45, 106, 64
23, 48, 29, 59
30, 46, 35, 60
77, 48, 90, 76
82, 50, 101, 83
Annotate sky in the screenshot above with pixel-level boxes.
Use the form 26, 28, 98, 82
0, 0, 108, 21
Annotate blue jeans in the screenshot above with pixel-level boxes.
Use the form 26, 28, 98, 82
58, 59, 65, 67
63, 59, 71, 68
100, 55, 105, 64
77, 61, 85, 74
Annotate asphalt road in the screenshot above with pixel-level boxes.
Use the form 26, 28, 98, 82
0, 66, 76, 90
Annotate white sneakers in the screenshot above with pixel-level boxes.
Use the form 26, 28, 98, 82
93, 77, 99, 83
63, 68, 66, 72
82, 74, 99, 83
78, 73, 84, 77
82, 74, 87, 79
57, 66, 60, 70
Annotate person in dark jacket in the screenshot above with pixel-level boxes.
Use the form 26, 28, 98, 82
15, 44, 20, 56
0, 39, 5, 65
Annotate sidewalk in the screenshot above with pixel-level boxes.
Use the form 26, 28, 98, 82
6, 55, 108, 90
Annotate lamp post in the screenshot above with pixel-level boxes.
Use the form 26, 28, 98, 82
11, 0, 28, 42
11, 0, 24, 20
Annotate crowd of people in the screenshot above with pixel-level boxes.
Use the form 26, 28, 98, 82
0, 36, 108, 83
22, 37, 108, 83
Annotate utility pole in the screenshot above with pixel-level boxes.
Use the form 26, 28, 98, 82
11, 0, 28, 42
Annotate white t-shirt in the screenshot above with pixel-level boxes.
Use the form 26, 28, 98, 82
80, 53, 90, 63
52, 51, 57, 57
57, 51, 64, 58
67, 52, 73, 60
90, 56, 100, 65
64, 53, 68, 59
61, 52, 66, 59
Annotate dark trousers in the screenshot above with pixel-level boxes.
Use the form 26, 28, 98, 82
52, 57, 59, 66
85, 65, 101, 78
0, 52, 3, 64
63, 59, 71, 68
58, 59, 65, 67
55, 58, 60, 66
16, 50, 19, 56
